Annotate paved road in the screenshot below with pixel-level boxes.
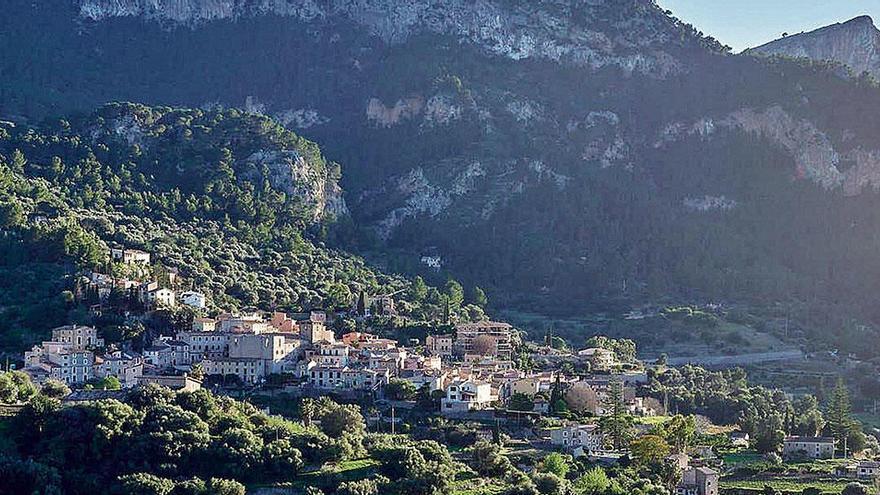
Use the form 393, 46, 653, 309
660, 349, 804, 367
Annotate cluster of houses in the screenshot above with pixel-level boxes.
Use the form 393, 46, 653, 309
85, 247, 207, 311
20, 313, 653, 421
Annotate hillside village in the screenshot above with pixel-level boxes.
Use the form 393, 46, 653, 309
8, 247, 880, 495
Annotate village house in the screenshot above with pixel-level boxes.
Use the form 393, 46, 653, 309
399, 368, 448, 392
180, 291, 207, 309
95, 350, 143, 388
295, 359, 318, 378
149, 287, 176, 308
143, 339, 191, 369
550, 423, 605, 456
111, 247, 151, 265
217, 312, 269, 334
858, 461, 880, 480
441, 378, 494, 413
403, 354, 442, 372
627, 397, 658, 417
50, 325, 104, 350
577, 347, 616, 370
227, 333, 300, 374
24, 341, 95, 385
176, 329, 231, 361
783, 436, 836, 460
342, 331, 379, 347
192, 318, 216, 332
454, 321, 513, 360
202, 357, 266, 384
675, 467, 719, 495
308, 365, 344, 388
306, 365, 390, 391
297, 311, 335, 344
486, 369, 524, 400
311, 342, 352, 367
511, 372, 557, 397
137, 374, 201, 391
86, 272, 127, 301
269, 311, 297, 333
425, 334, 454, 357
357, 338, 399, 353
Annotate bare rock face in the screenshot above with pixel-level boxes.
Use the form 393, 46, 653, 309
658, 105, 880, 196
77, 0, 696, 77
244, 150, 349, 221
748, 16, 880, 78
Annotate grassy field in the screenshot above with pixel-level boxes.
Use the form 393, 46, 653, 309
723, 451, 765, 467
635, 416, 672, 426
251, 458, 382, 492
721, 479, 873, 494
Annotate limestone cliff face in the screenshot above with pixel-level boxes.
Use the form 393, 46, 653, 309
748, 16, 880, 78
77, 0, 700, 76
244, 150, 349, 221
657, 105, 880, 196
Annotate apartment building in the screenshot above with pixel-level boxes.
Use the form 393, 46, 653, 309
454, 321, 513, 360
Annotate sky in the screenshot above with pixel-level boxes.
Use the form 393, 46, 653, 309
657, 0, 880, 52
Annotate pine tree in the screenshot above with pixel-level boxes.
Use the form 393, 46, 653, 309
599, 380, 634, 450
825, 378, 853, 454
471, 286, 488, 308
410, 276, 428, 302
356, 291, 367, 316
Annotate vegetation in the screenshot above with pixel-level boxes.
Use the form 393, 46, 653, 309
645, 366, 876, 456
0, 103, 480, 353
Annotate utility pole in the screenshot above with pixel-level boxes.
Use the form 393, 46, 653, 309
391, 406, 396, 435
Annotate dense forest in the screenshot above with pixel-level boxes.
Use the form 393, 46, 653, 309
0, 372, 691, 495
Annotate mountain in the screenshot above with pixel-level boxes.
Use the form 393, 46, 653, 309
748, 15, 880, 79
8, 1, 880, 350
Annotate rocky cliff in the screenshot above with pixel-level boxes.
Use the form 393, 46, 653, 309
748, 15, 880, 79
77, 0, 717, 76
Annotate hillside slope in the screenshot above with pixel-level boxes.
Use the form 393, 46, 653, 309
6, 1, 880, 343
0, 103, 407, 351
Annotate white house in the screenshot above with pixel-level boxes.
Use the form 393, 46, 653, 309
577, 348, 616, 369
783, 436, 835, 460
550, 423, 605, 456
147, 288, 177, 308
441, 379, 494, 413
180, 291, 207, 309
111, 248, 150, 265
96, 351, 143, 388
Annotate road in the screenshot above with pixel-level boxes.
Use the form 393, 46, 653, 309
659, 349, 804, 367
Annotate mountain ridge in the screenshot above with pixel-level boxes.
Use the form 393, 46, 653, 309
76, 0, 728, 77
748, 14, 880, 79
